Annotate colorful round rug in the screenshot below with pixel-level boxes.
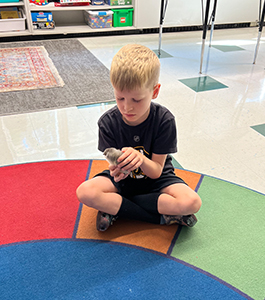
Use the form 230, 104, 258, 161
0, 160, 264, 300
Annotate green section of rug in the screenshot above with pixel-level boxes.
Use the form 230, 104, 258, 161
171, 176, 265, 300
0, 39, 114, 116
170, 155, 183, 169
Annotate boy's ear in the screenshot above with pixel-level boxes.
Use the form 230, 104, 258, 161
152, 83, 161, 99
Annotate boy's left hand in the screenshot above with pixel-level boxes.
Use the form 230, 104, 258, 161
109, 165, 130, 182
117, 147, 144, 174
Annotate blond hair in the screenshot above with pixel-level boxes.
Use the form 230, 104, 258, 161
110, 44, 160, 91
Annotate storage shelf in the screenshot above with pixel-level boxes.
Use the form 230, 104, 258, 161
29, 3, 133, 11
1, 1, 135, 37
32, 24, 136, 35
0, 29, 30, 36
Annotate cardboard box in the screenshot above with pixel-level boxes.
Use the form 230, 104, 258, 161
84, 10, 113, 28
33, 21, 55, 29
60, 0, 89, 3
104, 0, 132, 5
31, 11, 53, 22
91, 0, 104, 4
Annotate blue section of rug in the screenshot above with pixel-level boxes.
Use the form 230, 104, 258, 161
0, 240, 246, 300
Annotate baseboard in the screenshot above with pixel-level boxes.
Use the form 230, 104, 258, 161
0, 22, 255, 43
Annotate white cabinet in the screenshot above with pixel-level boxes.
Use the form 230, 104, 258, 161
162, 0, 259, 27
134, 0, 160, 29
135, 0, 259, 29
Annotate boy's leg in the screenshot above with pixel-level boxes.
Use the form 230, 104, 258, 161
76, 176, 161, 226
76, 176, 122, 215
157, 183, 202, 216
130, 191, 199, 227
130, 193, 161, 215
118, 196, 160, 224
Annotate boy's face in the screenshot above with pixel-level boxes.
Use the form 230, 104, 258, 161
114, 84, 161, 126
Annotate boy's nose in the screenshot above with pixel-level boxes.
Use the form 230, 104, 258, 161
124, 100, 133, 112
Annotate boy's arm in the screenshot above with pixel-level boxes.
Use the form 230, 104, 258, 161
141, 153, 167, 179
114, 148, 167, 180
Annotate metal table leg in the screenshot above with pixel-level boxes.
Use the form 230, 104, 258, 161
253, 0, 265, 64
158, 0, 168, 57
209, 0, 218, 47
200, 0, 211, 73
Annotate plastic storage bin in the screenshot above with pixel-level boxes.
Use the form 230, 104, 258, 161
84, 10, 113, 28
112, 8, 133, 27
104, 0, 132, 5
0, 9, 26, 32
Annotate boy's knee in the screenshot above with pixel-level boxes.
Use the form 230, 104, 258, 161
192, 194, 202, 213
76, 181, 97, 206
180, 193, 201, 215
76, 182, 86, 203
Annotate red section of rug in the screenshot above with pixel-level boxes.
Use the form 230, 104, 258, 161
0, 160, 89, 246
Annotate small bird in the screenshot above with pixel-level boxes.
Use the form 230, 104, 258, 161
103, 147, 123, 165
103, 147, 129, 174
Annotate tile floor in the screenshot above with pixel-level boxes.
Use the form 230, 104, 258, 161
0, 27, 265, 194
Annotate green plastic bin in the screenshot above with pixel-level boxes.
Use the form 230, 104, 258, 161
112, 8, 133, 27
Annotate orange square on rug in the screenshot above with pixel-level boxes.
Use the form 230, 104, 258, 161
76, 160, 202, 254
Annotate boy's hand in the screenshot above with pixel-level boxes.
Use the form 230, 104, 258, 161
109, 165, 130, 182
116, 147, 144, 174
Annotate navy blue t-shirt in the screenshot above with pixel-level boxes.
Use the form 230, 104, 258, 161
98, 102, 177, 179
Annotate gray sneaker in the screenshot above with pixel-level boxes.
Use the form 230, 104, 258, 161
96, 211, 117, 232
162, 214, 197, 227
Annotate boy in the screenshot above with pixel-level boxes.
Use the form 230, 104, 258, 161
76, 44, 201, 231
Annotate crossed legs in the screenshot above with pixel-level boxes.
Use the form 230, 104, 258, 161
76, 176, 201, 219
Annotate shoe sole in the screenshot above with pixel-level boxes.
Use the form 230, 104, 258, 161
165, 214, 197, 227
183, 215, 197, 227
96, 212, 111, 232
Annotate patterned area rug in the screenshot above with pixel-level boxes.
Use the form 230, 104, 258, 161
0, 39, 114, 116
0, 47, 64, 93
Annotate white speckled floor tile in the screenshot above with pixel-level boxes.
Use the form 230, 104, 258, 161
1, 28, 265, 195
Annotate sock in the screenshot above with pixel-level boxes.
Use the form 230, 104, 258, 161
160, 215, 166, 225
129, 193, 161, 214
117, 196, 161, 224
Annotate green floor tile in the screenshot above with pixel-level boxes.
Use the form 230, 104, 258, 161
251, 123, 265, 137
153, 49, 173, 58
179, 76, 228, 92
212, 45, 245, 52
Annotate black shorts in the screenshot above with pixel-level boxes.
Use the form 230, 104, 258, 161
95, 169, 187, 198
